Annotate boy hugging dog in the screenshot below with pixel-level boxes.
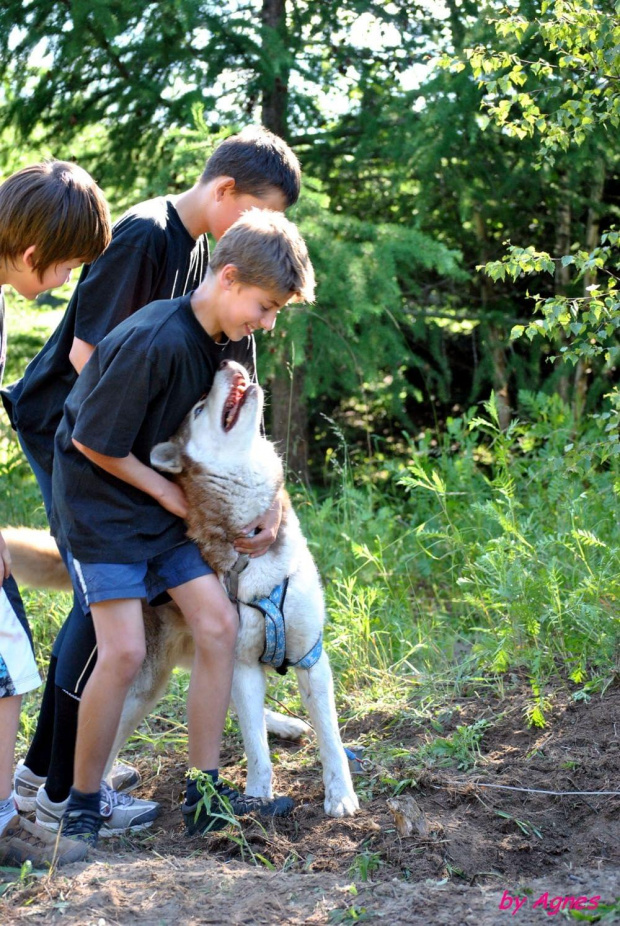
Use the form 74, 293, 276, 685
50, 209, 316, 847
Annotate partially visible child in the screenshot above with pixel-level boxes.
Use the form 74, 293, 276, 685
51, 209, 315, 847
0, 160, 111, 866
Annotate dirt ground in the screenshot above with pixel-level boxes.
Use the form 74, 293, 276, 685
2, 680, 619, 925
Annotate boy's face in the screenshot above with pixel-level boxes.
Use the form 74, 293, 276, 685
211, 184, 287, 242
7, 251, 85, 300
220, 280, 290, 342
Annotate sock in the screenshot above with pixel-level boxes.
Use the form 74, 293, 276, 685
44, 688, 80, 804
66, 787, 101, 816
23, 655, 58, 776
186, 769, 219, 805
0, 795, 16, 834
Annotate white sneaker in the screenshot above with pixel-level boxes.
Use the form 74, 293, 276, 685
36, 782, 160, 837
14, 760, 141, 812
13, 762, 46, 812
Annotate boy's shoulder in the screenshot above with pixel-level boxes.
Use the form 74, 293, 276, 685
113, 196, 184, 239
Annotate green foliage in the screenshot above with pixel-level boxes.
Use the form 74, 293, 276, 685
260, 187, 466, 437
416, 718, 491, 770
454, 0, 620, 156
397, 390, 620, 717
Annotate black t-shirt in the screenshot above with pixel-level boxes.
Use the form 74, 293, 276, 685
1, 197, 206, 474
51, 294, 255, 564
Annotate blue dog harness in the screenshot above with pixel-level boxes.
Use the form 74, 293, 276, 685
246, 578, 323, 676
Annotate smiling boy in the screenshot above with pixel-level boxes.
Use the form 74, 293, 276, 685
50, 209, 315, 846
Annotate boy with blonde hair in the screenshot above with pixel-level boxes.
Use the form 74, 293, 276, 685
51, 209, 315, 846
0, 160, 110, 867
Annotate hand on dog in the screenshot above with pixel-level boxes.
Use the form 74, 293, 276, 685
156, 481, 189, 520
234, 493, 283, 558
0, 531, 12, 585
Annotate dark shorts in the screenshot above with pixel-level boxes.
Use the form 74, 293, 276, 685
68, 540, 214, 610
0, 573, 41, 697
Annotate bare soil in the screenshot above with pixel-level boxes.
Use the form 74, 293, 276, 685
3, 680, 619, 925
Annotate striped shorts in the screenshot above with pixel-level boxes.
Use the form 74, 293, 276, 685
0, 573, 41, 698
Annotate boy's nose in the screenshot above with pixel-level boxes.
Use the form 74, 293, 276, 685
261, 310, 278, 331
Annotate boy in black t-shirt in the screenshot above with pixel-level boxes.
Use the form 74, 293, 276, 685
53, 209, 315, 846
0, 160, 110, 867
3, 127, 303, 833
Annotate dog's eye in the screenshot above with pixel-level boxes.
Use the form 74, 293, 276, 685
193, 404, 205, 419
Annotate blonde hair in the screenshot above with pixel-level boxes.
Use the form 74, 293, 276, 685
210, 208, 315, 303
0, 160, 111, 278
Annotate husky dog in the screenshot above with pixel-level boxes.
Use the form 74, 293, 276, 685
7, 360, 358, 818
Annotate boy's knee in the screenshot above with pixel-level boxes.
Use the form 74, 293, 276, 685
192, 599, 238, 652
98, 640, 146, 682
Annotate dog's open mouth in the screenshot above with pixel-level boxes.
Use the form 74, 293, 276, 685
222, 373, 249, 432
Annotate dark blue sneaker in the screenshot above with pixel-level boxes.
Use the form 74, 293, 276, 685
60, 807, 103, 848
182, 781, 294, 836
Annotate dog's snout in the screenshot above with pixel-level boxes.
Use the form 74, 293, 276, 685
219, 360, 231, 371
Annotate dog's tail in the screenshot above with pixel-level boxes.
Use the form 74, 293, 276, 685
2, 527, 71, 592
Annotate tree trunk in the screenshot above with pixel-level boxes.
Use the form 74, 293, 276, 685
260, 0, 311, 481
269, 363, 310, 484
261, 0, 289, 139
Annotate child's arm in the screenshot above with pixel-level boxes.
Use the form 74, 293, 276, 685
0, 531, 11, 585
68, 338, 95, 373
72, 439, 188, 519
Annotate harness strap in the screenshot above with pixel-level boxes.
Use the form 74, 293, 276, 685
289, 632, 323, 670
246, 578, 323, 675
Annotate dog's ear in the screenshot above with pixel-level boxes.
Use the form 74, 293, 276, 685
150, 441, 183, 473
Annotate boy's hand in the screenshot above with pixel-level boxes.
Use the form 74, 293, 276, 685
234, 494, 283, 558
0, 531, 11, 586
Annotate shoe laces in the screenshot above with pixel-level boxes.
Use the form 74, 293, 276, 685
99, 781, 134, 817
62, 808, 101, 837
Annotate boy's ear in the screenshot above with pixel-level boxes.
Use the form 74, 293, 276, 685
213, 176, 236, 202
22, 245, 37, 269
219, 263, 239, 290
150, 441, 183, 473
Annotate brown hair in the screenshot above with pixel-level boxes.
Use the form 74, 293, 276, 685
210, 208, 315, 304
0, 160, 111, 278
200, 127, 301, 208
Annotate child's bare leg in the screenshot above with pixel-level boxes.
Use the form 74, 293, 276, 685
168, 575, 237, 769
0, 695, 21, 802
73, 599, 145, 794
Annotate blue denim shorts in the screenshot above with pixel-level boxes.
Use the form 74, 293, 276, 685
69, 540, 214, 610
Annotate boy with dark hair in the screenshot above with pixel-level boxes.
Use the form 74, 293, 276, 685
52, 209, 315, 846
0, 159, 111, 867
1, 126, 302, 835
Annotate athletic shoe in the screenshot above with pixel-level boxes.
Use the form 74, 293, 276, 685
14, 760, 141, 812
0, 814, 88, 867
36, 781, 160, 837
106, 761, 141, 794
13, 762, 46, 812
60, 807, 102, 848
182, 781, 294, 836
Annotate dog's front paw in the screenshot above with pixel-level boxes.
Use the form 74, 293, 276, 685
324, 789, 359, 818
